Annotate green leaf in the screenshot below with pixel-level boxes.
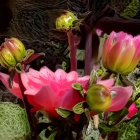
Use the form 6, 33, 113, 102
120, 0, 139, 19
48, 131, 57, 140
96, 69, 103, 77
72, 83, 84, 97
25, 49, 35, 59
0, 102, 30, 140
108, 108, 129, 125
99, 123, 118, 136
38, 130, 57, 140
76, 49, 85, 61
89, 69, 97, 87
55, 108, 71, 118
118, 118, 138, 140
115, 74, 123, 86
73, 102, 85, 114
136, 98, 140, 105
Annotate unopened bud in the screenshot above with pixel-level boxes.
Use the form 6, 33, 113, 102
0, 38, 25, 69
56, 11, 76, 31
86, 84, 112, 113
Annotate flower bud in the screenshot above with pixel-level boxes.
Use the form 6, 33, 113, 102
0, 38, 25, 68
102, 31, 140, 74
86, 84, 112, 113
56, 11, 76, 30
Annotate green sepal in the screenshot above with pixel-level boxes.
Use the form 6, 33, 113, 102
15, 63, 22, 74
89, 69, 97, 87
23, 49, 35, 61
73, 101, 85, 114
55, 108, 71, 118
115, 74, 123, 86
72, 83, 84, 97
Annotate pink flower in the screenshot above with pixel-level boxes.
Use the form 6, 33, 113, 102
127, 103, 138, 118
0, 67, 89, 117
0, 67, 133, 117
102, 31, 140, 74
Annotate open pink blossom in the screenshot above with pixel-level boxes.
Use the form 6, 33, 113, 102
127, 102, 138, 118
0, 67, 132, 117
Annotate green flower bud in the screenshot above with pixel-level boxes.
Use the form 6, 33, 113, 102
0, 38, 25, 69
56, 11, 76, 30
86, 84, 112, 113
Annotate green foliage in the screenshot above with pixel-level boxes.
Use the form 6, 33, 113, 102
120, 0, 139, 19
117, 118, 138, 140
37, 130, 57, 140
96, 69, 103, 77
107, 108, 129, 125
99, 123, 118, 136
136, 98, 140, 106
76, 49, 85, 61
62, 61, 67, 71
55, 108, 71, 118
0, 102, 30, 140
72, 83, 84, 97
73, 102, 85, 114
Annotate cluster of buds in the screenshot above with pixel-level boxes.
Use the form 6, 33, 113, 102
0, 38, 25, 70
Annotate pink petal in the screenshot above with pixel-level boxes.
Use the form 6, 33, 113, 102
66, 71, 78, 82
107, 86, 132, 111
114, 40, 136, 73
21, 72, 43, 90
102, 39, 109, 67
0, 72, 22, 98
106, 41, 123, 70
55, 69, 67, 81
108, 31, 116, 48
125, 36, 140, 73
102, 31, 116, 68
116, 31, 127, 42
127, 103, 138, 118
77, 76, 89, 88
26, 86, 59, 117
97, 78, 114, 89
39, 66, 55, 82
58, 88, 85, 111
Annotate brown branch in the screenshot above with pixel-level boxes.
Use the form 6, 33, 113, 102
95, 17, 140, 35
